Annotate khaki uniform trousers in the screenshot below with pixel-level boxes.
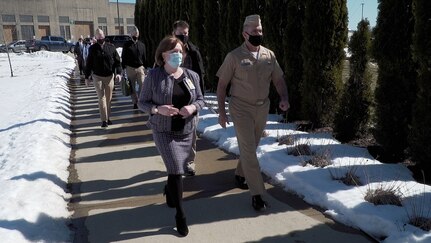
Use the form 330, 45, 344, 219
125, 66, 145, 104
229, 96, 269, 196
92, 74, 114, 122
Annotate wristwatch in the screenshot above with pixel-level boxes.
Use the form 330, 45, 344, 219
152, 105, 159, 114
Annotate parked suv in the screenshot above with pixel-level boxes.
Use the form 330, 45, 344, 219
104, 35, 132, 48
26, 36, 75, 53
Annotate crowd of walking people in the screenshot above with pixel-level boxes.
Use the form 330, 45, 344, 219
77, 14, 290, 237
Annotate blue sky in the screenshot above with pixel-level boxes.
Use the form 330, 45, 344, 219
112, 0, 378, 30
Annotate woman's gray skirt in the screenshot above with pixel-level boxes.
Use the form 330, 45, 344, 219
152, 131, 193, 175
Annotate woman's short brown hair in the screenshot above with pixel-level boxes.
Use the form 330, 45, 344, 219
154, 36, 185, 67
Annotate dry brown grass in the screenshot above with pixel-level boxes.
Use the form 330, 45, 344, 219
329, 160, 364, 186
302, 148, 332, 168
364, 186, 402, 206
278, 134, 295, 146
289, 144, 312, 156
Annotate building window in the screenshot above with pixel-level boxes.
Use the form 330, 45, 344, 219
98, 17, 107, 24
59, 16, 69, 24
21, 25, 35, 40
2, 15, 16, 22
114, 18, 124, 24
126, 18, 134, 25
60, 25, 71, 40
98, 26, 108, 35
38, 16, 50, 23
20, 15, 33, 23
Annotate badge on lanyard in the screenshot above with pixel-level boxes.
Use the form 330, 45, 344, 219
184, 77, 195, 90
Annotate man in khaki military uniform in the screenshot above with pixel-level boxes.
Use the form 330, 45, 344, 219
216, 14, 290, 211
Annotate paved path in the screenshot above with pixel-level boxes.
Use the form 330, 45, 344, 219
68, 76, 375, 243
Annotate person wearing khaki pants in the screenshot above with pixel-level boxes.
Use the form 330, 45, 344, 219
92, 74, 114, 124
125, 66, 145, 107
84, 28, 122, 128
121, 26, 147, 109
216, 15, 290, 211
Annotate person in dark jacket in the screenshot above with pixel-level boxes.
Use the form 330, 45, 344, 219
85, 29, 122, 128
121, 26, 147, 109
172, 20, 206, 176
74, 37, 84, 75
138, 36, 204, 236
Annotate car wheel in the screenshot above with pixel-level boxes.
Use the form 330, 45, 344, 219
39, 46, 47, 51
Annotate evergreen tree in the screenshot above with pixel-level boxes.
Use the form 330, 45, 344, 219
204, 0, 221, 91
226, 0, 242, 50
263, 0, 287, 113
190, 0, 205, 52
372, 0, 416, 160
219, 0, 229, 58
410, 0, 431, 173
334, 20, 373, 142
283, 0, 305, 121
301, 0, 348, 128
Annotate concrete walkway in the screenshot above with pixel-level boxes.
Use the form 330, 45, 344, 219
68, 76, 375, 243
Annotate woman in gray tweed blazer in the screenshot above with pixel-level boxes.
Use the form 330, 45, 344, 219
138, 36, 204, 237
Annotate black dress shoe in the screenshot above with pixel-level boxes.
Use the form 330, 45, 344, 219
107, 120, 113, 125
175, 216, 189, 236
252, 195, 267, 211
133, 104, 138, 109
163, 185, 175, 208
101, 121, 108, 128
235, 175, 249, 190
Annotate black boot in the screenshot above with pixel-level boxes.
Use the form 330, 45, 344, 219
163, 184, 175, 208
252, 195, 268, 211
175, 215, 189, 236
235, 175, 249, 190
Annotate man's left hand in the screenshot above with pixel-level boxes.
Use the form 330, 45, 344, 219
279, 99, 290, 112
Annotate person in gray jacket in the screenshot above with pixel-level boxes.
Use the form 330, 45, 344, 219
138, 36, 204, 236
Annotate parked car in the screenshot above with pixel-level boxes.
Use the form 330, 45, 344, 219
104, 35, 132, 48
0, 40, 27, 53
26, 36, 75, 53
6, 40, 27, 53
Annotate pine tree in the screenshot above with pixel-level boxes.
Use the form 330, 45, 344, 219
283, 0, 305, 121
410, 0, 431, 174
226, 0, 242, 50
372, 0, 416, 161
334, 20, 373, 142
204, 0, 221, 91
301, 0, 348, 128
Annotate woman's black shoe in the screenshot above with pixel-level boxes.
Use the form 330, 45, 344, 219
163, 185, 175, 208
107, 120, 113, 125
101, 121, 108, 128
235, 175, 249, 190
175, 216, 189, 236
252, 195, 267, 211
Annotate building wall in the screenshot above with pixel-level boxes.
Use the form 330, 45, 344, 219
0, 0, 135, 43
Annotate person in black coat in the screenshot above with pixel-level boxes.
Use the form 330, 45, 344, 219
84, 29, 122, 128
121, 26, 147, 109
172, 20, 206, 176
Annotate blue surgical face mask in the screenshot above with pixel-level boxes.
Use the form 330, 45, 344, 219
167, 52, 182, 68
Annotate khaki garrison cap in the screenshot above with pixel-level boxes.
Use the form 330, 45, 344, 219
243, 14, 262, 27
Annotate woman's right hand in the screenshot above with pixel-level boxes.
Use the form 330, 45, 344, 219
158, 105, 179, 116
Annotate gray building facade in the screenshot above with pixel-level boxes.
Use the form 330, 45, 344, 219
0, 0, 135, 43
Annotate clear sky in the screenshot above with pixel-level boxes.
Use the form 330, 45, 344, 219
111, 0, 378, 31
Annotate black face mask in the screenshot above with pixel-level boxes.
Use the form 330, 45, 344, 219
97, 39, 105, 45
175, 34, 189, 44
247, 33, 263, 47
132, 36, 138, 41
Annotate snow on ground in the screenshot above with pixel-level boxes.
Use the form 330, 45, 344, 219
0, 52, 430, 242
0, 52, 75, 242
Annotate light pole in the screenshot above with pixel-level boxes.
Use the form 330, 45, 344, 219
3, 31, 14, 77
117, 0, 121, 34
